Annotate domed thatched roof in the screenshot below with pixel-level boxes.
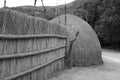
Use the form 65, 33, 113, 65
50, 14, 103, 67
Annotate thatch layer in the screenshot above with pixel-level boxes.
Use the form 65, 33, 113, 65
50, 14, 103, 67
0, 9, 67, 80
0, 9, 67, 36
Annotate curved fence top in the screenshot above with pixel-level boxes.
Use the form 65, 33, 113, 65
0, 9, 67, 36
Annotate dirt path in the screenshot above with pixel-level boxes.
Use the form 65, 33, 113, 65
49, 49, 120, 80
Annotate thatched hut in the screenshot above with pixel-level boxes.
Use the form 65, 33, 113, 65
50, 14, 103, 67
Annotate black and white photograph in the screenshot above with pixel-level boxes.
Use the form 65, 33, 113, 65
0, 0, 120, 80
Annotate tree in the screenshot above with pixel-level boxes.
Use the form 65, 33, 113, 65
95, 0, 120, 42
74, 0, 120, 45
74, 1, 101, 29
74, 8, 89, 22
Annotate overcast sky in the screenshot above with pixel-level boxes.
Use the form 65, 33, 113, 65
0, 0, 75, 8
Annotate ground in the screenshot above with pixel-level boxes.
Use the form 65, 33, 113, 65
49, 49, 120, 80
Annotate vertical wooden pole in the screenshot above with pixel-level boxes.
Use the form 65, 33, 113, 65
41, 0, 46, 17
33, 0, 37, 16
34, 0, 37, 7
4, 0, 6, 8
64, 2, 67, 26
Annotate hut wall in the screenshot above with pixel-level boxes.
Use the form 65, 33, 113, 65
0, 9, 67, 80
50, 14, 103, 67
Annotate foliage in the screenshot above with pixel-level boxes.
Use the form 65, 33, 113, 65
96, 0, 120, 43
74, 0, 120, 45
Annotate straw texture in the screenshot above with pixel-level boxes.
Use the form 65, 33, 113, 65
0, 9, 67, 36
50, 14, 103, 67
0, 9, 67, 80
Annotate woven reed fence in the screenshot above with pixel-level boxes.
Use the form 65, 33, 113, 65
0, 34, 67, 80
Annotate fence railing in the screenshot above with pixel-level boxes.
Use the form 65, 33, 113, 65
0, 34, 67, 80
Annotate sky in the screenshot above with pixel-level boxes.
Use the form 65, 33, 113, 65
0, 0, 75, 8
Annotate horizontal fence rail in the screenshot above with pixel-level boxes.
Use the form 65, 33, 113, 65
5, 56, 63, 80
0, 34, 67, 39
0, 45, 66, 59
0, 34, 67, 80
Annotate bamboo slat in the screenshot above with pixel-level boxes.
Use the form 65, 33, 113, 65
9, 40, 17, 76
0, 45, 66, 59
1, 40, 12, 78
0, 39, 4, 79
4, 56, 64, 80
0, 9, 67, 80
